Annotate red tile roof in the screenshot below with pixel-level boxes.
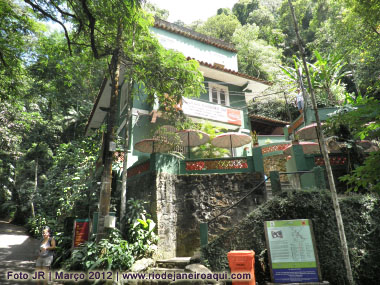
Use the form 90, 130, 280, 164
189, 57, 273, 86
154, 18, 237, 53
250, 114, 289, 125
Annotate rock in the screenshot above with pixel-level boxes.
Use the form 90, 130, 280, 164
131, 258, 155, 272
190, 252, 201, 264
185, 263, 212, 274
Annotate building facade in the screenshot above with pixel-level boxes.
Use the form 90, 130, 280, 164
85, 19, 271, 167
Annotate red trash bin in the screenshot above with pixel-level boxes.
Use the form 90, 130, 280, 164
227, 250, 255, 285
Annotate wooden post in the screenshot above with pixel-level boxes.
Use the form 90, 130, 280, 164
287, 1, 354, 283
97, 23, 124, 242
200, 223, 208, 247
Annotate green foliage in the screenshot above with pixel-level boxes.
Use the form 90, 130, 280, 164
232, 24, 282, 80
132, 31, 206, 106
144, 2, 169, 20
309, 50, 351, 105
195, 13, 242, 43
0, 0, 41, 101
311, 0, 380, 97
26, 214, 52, 237
64, 229, 135, 271
41, 139, 99, 219
64, 199, 158, 271
325, 97, 380, 194
190, 121, 230, 158
232, 0, 259, 25
280, 51, 350, 107
122, 199, 158, 257
344, 0, 380, 38
203, 191, 380, 284
249, 98, 298, 122
340, 151, 380, 194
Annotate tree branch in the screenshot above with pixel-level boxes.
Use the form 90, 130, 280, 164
49, 0, 76, 19
24, 0, 73, 55
0, 50, 8, 67
80, 0, 99, 58
370, 25, 380, 37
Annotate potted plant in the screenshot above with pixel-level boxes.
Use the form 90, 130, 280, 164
292, 133, 300, 145
251, 131, 259, 147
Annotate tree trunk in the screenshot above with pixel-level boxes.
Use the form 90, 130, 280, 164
96, 23, 124, 242
120, 23, 137, 234
120, 82, 133, 233
287, 1, 354, 284
31, 157, 38, 218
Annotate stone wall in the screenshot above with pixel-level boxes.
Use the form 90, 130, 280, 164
127, 171, 265, 258
175, 172, 265, 256
263, 154, 288, 181
127, 172, 178, 260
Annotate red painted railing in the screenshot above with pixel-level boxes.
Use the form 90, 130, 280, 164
185, 158, 248, 171
314, 156, 347, 166
261, 143, 290, 154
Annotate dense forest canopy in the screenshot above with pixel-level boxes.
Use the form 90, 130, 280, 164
0, 0, 379, 261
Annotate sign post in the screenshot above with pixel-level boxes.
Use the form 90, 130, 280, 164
264, 219, 322, 283
72, 218, 90, 248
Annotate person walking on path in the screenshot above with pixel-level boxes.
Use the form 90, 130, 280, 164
0, 220, 62, 285
35, 226, 56, 285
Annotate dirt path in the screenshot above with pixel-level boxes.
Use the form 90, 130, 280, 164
0, 220, 43, 284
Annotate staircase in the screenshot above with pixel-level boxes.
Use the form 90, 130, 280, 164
265, 180, 273, 200
142, 257, 220, 284
265, 180, 294, 199
143, 257, 189, 284
153, 257, 191, 273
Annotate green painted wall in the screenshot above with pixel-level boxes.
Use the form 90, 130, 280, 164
115, 29, 253, 167
151, 27, 238, 71
258, 135, 286, 145
305, 107, 338, 125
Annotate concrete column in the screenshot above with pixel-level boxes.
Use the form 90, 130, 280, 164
313, 166, 326, 189
290, 144, 308, 171
200, 223, 208, 247
270, 171, 281, 195
252, 146, 264, 174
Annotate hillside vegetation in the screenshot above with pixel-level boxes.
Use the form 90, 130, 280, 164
203, 191, 380, 285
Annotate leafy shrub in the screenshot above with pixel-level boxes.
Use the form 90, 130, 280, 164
51, 233, 72, 269
202, 191, 380, 285
26, 214, 58, 238
123, 198, 158, 258
249, 99, 298, 122
63, 199, 158, 271
64, 229, 135, 271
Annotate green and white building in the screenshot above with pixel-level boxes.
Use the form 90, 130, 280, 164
85, 19, 271, 166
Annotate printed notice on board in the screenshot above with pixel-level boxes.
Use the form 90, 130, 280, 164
265, 219, 321, 283
73, 219, 90, 248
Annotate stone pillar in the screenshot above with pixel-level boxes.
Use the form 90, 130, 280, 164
290, 144, 308, 189
290, 144, 308, 171
252, 146, 264, 174
270, 171, 281, 195
155, 173, 177, 259
313, 166, 326, 189
200, 223, 208, 247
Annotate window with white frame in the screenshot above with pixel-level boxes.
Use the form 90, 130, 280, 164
208, 83, 229, 106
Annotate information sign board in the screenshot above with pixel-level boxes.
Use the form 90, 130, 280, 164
264, 219, 321, 283
73, 219, 90, 248
182, 98, 242, 126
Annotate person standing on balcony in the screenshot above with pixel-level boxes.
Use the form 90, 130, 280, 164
296, 88, 304, 114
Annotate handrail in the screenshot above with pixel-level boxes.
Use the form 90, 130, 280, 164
279, 170, 314, 175
208, 176, 269, 225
